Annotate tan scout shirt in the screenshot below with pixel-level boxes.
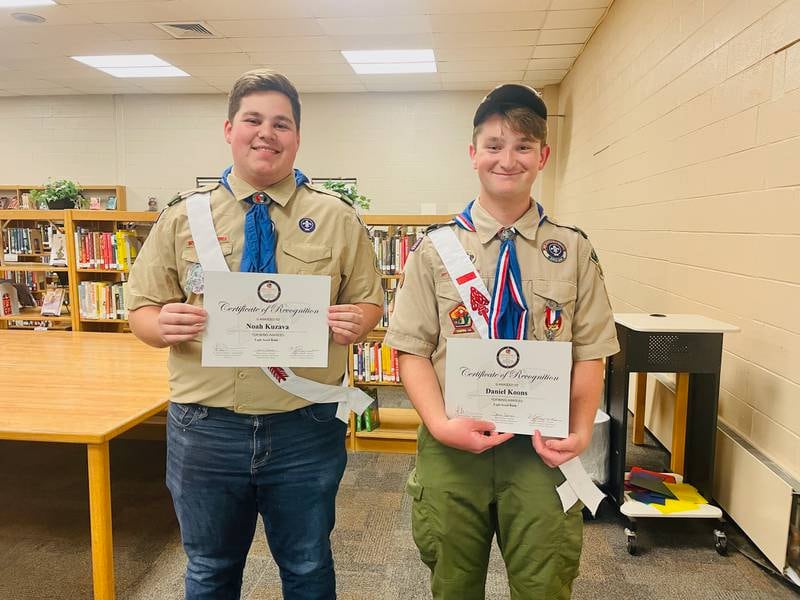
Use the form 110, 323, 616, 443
126, 170, 383, 414
384, 200, 619, 392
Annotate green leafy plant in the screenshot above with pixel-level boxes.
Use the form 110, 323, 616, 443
30, 179, 85, 209
321, 180, 371, 210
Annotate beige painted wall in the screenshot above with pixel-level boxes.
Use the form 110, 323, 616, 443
0, 87, 560, 215
555, 0, 800, 482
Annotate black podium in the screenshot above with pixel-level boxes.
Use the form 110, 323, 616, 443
603, 313, 739, 506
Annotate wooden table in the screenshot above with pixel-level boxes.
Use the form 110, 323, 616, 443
0, 330, 169, 600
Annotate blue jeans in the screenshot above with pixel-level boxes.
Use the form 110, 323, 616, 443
166, 401, 347, 600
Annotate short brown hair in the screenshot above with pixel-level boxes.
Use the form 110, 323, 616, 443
472, 106, 547, 146
228, 69, 301, 128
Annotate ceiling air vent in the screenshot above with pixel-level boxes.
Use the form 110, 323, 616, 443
154, 21, 218, 39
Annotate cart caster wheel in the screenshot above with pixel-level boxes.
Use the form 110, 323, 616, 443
714, 530, 727, 555
625, 528, 637, 555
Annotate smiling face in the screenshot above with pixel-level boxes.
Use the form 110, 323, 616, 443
469, 113, 550, 205
224, 90, 300, 189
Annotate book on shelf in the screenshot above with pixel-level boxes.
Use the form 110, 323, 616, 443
353, 341, 400, 384
40, 287, 66, 316
354, 386, 381, 432
370, 226, 426, 275
0, 282, 21, 315
78, 280, 128, 320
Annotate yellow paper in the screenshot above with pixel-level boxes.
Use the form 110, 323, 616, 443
652, 499, 700, 514
664, 482, 707, 504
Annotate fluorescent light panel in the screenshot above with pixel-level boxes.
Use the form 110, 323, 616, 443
342, 49, 437, 75
71, 55, 189, 78
0, 0, 55, 6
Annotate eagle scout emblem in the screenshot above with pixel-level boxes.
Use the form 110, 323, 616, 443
299, 217, 316, 233
542, 239, 567, 263
449, 303, 474, 334
544, 303, 563, 340
185, 263, 204, 295
470, 286, 490, 322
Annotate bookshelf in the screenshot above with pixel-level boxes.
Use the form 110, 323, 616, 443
0, 199, 163, 332
347, 214, 452, 454
0, 185, 126, 211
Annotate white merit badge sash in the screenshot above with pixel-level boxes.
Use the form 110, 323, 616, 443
428, 225, 606, 516
185, 192, 373, 424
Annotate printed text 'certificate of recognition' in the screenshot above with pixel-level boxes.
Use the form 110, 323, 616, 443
444, 338, 572, 438
202, 271, 330, 368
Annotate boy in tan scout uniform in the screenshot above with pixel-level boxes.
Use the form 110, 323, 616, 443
384, 84, 619, 599
126, 70, 383, 600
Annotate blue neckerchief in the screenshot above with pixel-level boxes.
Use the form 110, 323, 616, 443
453, 200, 544, 340
219, 166, 309, 273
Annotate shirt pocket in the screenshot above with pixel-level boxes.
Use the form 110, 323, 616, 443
180, 241, 233, 298
281, 243, 334, 276
528, 280, 577, 342
435, 281, 480, 338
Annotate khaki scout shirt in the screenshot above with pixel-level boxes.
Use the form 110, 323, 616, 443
384, 199, 619, 392
126, 170, 383, 414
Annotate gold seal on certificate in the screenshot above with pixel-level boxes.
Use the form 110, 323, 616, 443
201, 271, 331, 368
444, 338, 572, 437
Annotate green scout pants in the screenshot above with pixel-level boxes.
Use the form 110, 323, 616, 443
407, 425, 583, 600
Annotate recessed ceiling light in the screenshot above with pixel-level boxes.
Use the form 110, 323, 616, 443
11, 12, 46, 23
0, 1, 55, 7
351, 63, 437, 75
342, 49, 435, 64
71, 55, 189, 78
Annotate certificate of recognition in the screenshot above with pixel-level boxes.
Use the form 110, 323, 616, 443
202, 271, 330, 368
444, 338, 572, 437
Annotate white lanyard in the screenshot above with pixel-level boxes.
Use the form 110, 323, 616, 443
185, 192, 373, 423
428, 225, 606, 516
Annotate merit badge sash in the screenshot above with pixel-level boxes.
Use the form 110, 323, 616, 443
185, 192, 372, 423
428, 221, 605, 516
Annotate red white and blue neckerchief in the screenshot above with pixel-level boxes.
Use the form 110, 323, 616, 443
452, 199, 545, 340
219, 165, 309, 273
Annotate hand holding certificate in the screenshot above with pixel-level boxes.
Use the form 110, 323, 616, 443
444, 338, 572, 438
202, 271, 331, 367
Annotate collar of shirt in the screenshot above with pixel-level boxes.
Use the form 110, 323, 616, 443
227, 170, 297, 207
471, 198, 544, 244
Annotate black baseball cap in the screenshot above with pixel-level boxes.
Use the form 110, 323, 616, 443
473, 84, 547, 127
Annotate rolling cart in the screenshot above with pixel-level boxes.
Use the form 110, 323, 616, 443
603, 313, 739, 554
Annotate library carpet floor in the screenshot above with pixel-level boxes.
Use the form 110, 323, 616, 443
0, 425, 796, 600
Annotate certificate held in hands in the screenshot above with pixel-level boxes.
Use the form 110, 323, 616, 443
444, 338, 572, 437
202, 271, 331, 368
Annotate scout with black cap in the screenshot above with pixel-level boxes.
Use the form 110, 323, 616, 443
385, 82, 619, 599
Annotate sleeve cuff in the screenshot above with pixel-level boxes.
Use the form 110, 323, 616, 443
572, 338, 621, 362
383, 331, 435, 358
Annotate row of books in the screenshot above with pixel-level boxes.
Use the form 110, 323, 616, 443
5, 270, 46, 293
352, 341, 401, 383
74, 228, 141, 270
3, 226, 46, 254
78, 280, 128, 320
370, 227, 425, 275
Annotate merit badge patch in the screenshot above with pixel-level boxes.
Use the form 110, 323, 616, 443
544, 302, 563, 340
449, 303, 474, 334
542, 239, 567, 263
299, 217, 316, 233
185, 262, 205, 295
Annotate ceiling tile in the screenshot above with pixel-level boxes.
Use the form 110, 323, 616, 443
548, 0, 610, 9
265, 62, 355, 76
532, 43, 584, 58
524, 69, 568, 80
207, 19, 325, 38
331, 33, 435, 50
438, 59, 529, 73
527, 57, 575, 70
537, 28, 592, 45
429, 0, 550, 13
440, 70, 524, 83
304, 0, 431, 18
435, 47, 533, 61
363, 79, 443, 92
543, 8, 606, 29
66, 1, 194, 24
299, 82, 366, 92
429, 12, 546, 33
247, 51, 346, 65
434, 30, 540, 48
234, 36, 336, 53
160, 53, 254, 67
99, 22, 175, 41
168, 0, 314, 20
0, 5, 93, 27
442, 80, 518, 91
317, 16, 431, 36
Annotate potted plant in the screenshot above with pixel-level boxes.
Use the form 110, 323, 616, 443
30, 179, 85, 209
321, 180, 371, 210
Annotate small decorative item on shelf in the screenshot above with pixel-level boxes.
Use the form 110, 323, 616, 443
147, 196, 158, 211
89, 196, 102, 210
321, 180, 371, 210
30, 179, 85, 209
106, 195, 117, 210
20, 192, 30, 209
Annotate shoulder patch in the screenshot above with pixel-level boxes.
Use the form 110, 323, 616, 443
544, 216, 588, 239
303, 182, 354, 207
167, 182, 221, 207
